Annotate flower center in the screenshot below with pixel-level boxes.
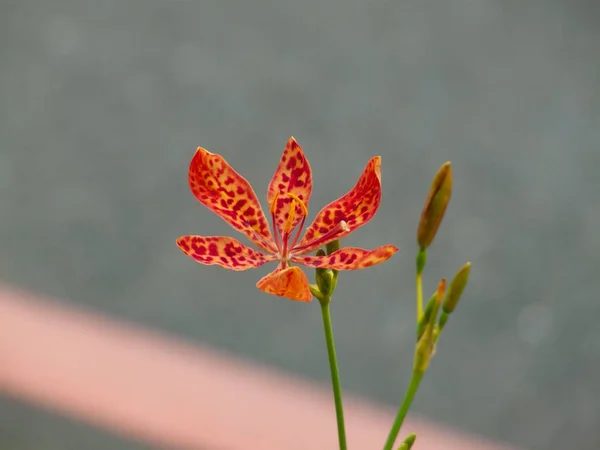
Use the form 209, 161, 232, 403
269, 192, 308, 265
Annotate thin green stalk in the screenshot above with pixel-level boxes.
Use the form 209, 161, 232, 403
416, 272, 423, 321
320, 301, 347, 450
416, 248, 426, 322
382, 371, 424, 450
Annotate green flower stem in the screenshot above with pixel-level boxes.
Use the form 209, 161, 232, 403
383, 370, 424, 450
416, 272, 423, 322
320, 300, 347, 450
416, 248, 427, 321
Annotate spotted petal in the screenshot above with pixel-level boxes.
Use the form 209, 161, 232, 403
176, 236, 275, 271
256, 266, 312, 301
294, 156, 382, 254
293, 245, 398, 270
267, 137, 313, 236
189, 147, 275, 252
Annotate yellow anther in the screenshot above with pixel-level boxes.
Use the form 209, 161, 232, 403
286, 193, 308, 216
269, 192, 280, 215
281, 193, 308, 233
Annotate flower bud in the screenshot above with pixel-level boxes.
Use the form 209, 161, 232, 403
417, 162, 452, 249
315, 249, 336, 298
398, 434, 416, 450
417, 293, 436, 340
326, 239, 340, 255
414, 279, 445, 374
443, 262, 471, 314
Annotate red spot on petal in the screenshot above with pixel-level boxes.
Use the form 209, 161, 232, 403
232, 199, 247, 212
333, 210, 345, 223
224, 244, 236, 257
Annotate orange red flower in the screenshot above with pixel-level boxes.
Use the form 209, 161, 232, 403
177, 137, 398, 301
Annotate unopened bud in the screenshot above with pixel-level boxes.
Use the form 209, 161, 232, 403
417, 162, 452, 249
443, 262, 471, 314
315, 249, 336, 298
417, 293, 436, 340
398, 434, 416, 450
414, 279, 445, 374
325, 240, 340, 278
326, 239, 340, 255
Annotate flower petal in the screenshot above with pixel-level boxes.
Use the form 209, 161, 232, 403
256, 266, 312, 301
292, 245, 398, 270
177, 235, 275, 271
295, 156, 382, 254
189, 147, 274, 252
267, 137, 313, 236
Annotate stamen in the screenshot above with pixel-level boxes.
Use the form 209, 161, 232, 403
289, 212, 307, 250
282, 193, 308, 235
292, 220, 350, 254
286, 193, 308, 216
268, 193, 281, 251
269, 192, 280, 214
284, 203, 297, 234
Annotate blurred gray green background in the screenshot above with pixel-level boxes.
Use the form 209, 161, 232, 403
1, 0, 599, 449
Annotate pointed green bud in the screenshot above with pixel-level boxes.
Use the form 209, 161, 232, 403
443, 262, 471, 314
438, 311, 448, 329
414, 330, 433, 375
397, 433, 416, 449
417, 162, 452, 249
315, 249, 336, 298
417, 293, 437, 340
429, 278, 445, 328
414, 279, 445, 375
325, 240, 340, 278
316, 267, 335, 298
326, 239, 340, 255
309, 284, 327, 304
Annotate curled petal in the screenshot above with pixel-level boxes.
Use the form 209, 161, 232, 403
267, 137, 313, 236
189, 148, 274, 252
177, 236, 275, 271
295, 156, 382, 254
293, 245, 398, 270
256, 266, 312, 302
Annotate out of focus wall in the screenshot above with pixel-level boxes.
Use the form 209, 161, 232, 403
1, 0, 599, 448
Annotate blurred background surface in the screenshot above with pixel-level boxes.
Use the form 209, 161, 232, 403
1, 0, 599, 449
